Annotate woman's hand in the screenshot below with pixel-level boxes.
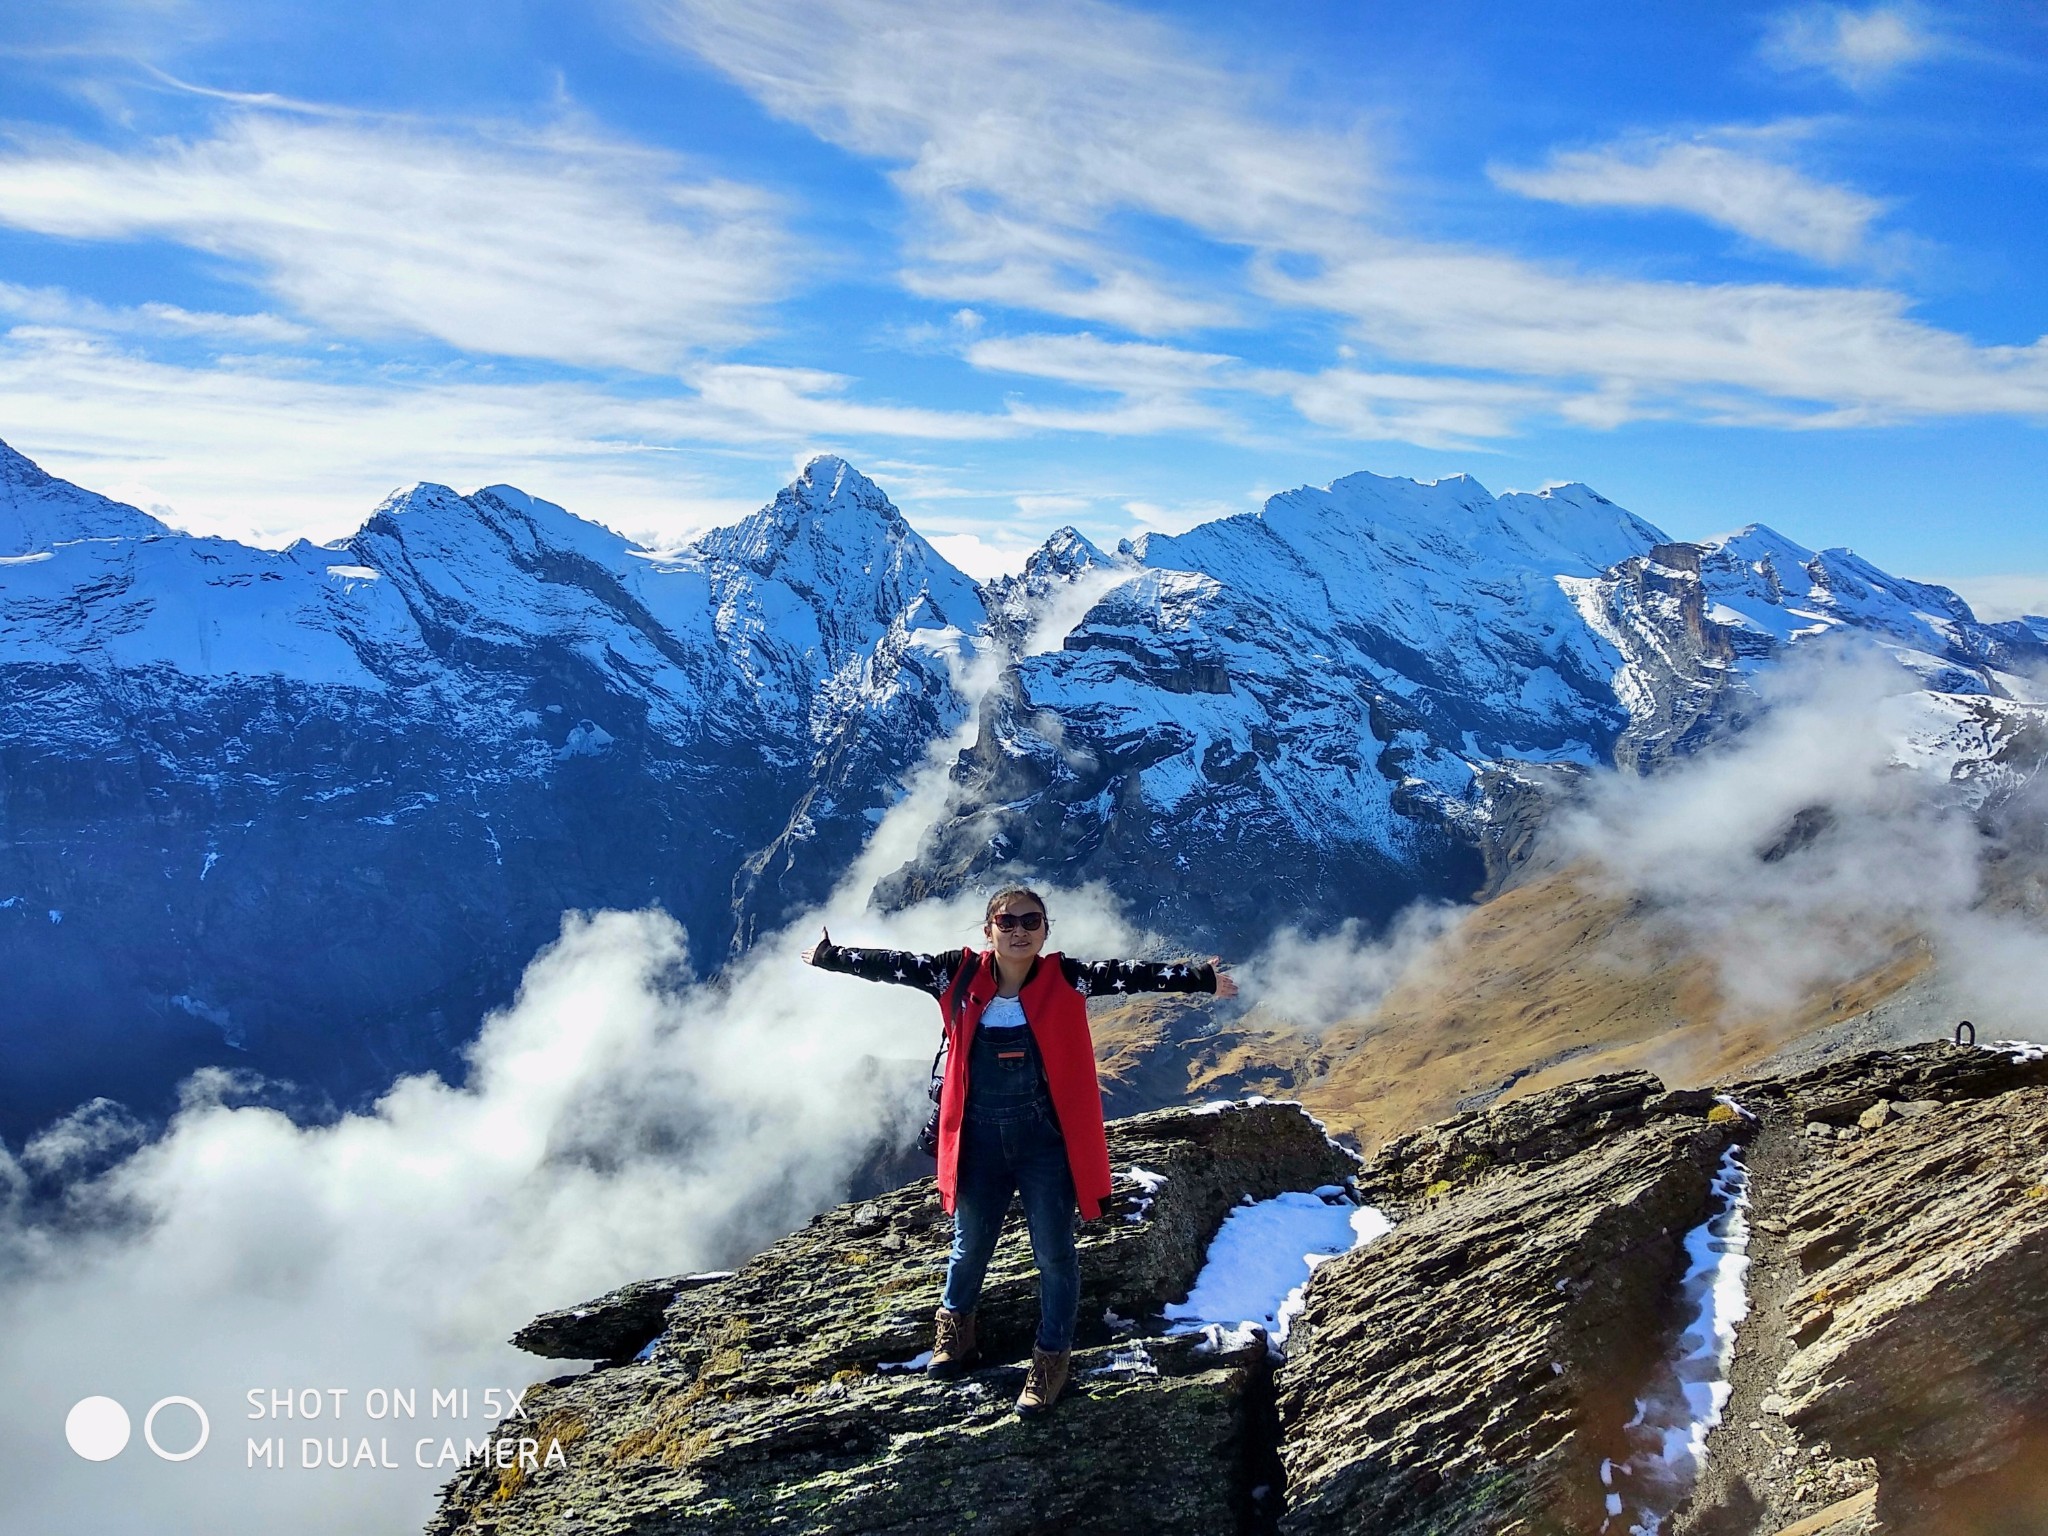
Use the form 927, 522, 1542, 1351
1210, 957, 1238, 999
800, 926, 830, 966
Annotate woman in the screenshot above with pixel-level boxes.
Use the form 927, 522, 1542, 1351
803, 887, 1237, 1418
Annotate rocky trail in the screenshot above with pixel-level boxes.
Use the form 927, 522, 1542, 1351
428, 1042, 2048, 1535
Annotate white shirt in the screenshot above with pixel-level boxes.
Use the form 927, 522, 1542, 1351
980, 994, 1027, 1032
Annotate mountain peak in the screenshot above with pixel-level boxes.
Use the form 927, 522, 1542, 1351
0, 438, 172, 556
782, 455, 900, 523
1024, 525, 1112, 581
694, 459, 983, 632
352, 480, 633, 571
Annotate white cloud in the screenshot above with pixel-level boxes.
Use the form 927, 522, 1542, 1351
1762, 4, 1938, 90
0, 280, 311, 342
644, 0, 2048, 443
923, 529, 1036, 580
640, 0, 1366, 334
688, 362, 1017, 441
1493, 134, 1888, 265
1936, 574, 2048, 623
0, 899, 959, 1532
0, 327, 1130, 548
1122, 497, 1241, 536
1276, 366, 1556, 448
1547, 644, 2023, 1024
0, 111, 789, 370
967, 333, 1236, 394
1264, 246, 2048, 423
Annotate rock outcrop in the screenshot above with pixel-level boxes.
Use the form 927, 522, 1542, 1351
1279, 1079, 1737, 1532
427, 1101, 1354, 1535
426, 1044, 2048, 1536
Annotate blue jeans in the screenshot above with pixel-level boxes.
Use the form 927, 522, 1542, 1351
941, 1101, 1081, 1352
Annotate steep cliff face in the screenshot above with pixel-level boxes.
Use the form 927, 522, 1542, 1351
433, 1042, 2048, 1536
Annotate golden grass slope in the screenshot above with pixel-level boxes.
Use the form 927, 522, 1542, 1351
1090, 863, 1932, 1157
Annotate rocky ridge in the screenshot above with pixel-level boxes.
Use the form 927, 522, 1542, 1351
429, 1041, 2048, 1535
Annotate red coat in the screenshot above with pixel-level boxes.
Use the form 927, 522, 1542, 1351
935, 950, 1115, 1220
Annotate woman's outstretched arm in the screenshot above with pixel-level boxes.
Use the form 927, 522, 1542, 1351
801, 928, 967, 999
1059, 955, 1239, 999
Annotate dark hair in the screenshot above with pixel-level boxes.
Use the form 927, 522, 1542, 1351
983, 886, 1049, 924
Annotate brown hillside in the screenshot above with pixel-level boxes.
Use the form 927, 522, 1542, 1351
1091, 863, 1933, 1155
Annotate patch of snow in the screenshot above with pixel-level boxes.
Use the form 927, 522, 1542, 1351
0, 551, 53, 565
1102, 1307, 1139, 1336
1164, 1188, 1393, 1358
1123, 1164, 1168, 1224
1087, 1343, 1159, 1378
556, 720, 616, 760
878, 1349, 933, 1374
1190, 1096, 1269, 1115
1601, 1145, 1752, 1536
1993, 1039, 2046, 1063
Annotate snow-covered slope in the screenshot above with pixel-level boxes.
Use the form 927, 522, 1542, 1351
0, 440, 170, 556
0, 445, 978, 1129
884, 473, 2048, 949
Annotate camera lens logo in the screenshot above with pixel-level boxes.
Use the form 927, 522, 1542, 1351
66, 1396, 210, 1462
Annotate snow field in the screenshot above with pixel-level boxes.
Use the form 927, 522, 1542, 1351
1163, 1188, 1393, 1358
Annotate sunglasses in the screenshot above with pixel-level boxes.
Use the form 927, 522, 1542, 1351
988, 912, 1045, 932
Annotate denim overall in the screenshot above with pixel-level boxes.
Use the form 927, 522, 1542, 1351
938, 1005, 1082, 1351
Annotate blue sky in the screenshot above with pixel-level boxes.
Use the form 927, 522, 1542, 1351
1, 1, 2044, 608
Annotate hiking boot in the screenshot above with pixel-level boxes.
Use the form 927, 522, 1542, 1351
929, 1306, 978, 1379
1015, 1346, 1071, 1418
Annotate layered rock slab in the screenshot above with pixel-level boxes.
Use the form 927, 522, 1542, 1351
427, 1101, 1355, 1535
1276, 1075, 1738, 1534
1769, 1071, 2048, 1531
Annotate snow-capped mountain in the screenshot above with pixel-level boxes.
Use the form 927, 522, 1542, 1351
5, 440, 2043, 1130
0, 443, 978, 1130
882, 473, 2048, 948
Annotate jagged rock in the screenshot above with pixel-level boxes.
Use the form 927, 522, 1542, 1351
1364, 1069, 1670, 1198
1277, 1091, 1736, 1533
513, 1273, 734, 1362
428, 1101, 1354, 1534
1773, 1081, 2048, 1530
1732, 1038, 2048, 1126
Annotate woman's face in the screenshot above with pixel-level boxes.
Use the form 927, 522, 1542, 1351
984, 895, 1049, 966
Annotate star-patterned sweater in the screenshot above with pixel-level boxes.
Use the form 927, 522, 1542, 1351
807, 943, 1218, 1000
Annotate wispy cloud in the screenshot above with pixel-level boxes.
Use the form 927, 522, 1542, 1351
639, 0, 1366, 335
0, 279, 310, 341
0, 111, 789, 370
642, 0, 2048, 445
1762, 4, 1939, 90
1493, 131, 1889, 266
1935, 573, 2048, 623
1264, 246, 2048, 423
0, 328, 1221, 549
